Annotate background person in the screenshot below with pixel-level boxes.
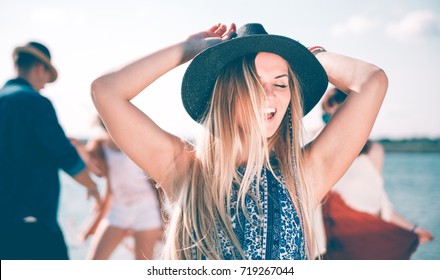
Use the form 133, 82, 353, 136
0, 41, 101, 260
319, 87, 434, 259
71, 119, 163, 260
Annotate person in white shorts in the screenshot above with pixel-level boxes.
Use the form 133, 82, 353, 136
74, 118, 163, 260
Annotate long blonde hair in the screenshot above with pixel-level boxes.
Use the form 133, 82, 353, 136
163, 54, 316, 259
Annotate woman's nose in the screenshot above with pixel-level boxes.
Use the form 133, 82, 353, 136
264, 87, 276, 98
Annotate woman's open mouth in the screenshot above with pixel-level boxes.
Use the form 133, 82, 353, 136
265, 107, 276, 120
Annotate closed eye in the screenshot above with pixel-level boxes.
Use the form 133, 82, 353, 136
275, 84, 287, 88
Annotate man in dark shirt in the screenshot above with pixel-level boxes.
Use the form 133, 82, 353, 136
0, 42, 101, 260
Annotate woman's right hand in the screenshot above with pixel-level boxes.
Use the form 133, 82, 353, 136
182, 23, 236, 63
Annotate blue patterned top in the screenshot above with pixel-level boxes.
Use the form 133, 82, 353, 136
217, 167, 306, 260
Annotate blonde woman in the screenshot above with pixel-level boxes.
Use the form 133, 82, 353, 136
91, 23, 388, 259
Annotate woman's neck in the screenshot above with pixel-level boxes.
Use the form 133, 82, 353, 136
239, 146, 249, 166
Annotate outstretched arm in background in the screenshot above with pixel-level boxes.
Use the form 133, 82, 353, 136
367, 142, 434, 244
389, 210, 434, 243
71, 138, 112, 240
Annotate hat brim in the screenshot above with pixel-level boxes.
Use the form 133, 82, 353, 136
182, 34, 328, 123
13, 46, 58, 82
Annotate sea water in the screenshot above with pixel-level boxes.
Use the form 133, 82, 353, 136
383, 153, 440, 260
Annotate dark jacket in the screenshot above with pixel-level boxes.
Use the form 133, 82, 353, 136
0, 78, 85, 230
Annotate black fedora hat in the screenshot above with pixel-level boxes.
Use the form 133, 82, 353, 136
181, 23, 328, 123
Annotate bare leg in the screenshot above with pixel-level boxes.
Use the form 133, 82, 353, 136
87, 220, 128, 260
133, 227, 162, 260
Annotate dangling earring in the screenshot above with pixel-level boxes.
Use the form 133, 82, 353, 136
287, 106, 298, 195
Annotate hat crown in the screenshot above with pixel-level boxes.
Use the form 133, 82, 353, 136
236, 23, 269, 37
27, 41, 51, 60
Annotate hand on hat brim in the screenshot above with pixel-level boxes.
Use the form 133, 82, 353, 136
182, 23, 237, 63
188, 23, 237, 42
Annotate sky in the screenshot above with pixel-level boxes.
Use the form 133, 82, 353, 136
1, 0, 440, 140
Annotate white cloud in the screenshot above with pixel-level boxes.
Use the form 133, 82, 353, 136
330, 15, 378, 37
386, 10, 440, 41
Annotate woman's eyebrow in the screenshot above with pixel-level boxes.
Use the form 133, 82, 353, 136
274, 74, 288, 79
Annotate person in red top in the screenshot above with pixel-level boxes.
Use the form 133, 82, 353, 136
320, 87, 434, 259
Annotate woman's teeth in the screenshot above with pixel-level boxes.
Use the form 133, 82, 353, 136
265, 108, 276, 119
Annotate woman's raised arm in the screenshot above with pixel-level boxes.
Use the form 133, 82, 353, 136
91, 23, 236, 196
308, 51, 388, 204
